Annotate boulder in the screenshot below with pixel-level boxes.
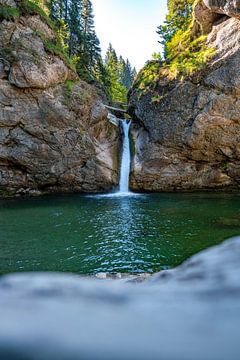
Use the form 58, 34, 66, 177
0, 237, 239, 359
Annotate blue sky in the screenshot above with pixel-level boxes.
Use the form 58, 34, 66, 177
91, 0, 168, 70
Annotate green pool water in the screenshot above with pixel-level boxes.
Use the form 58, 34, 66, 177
0, 192, 240, 275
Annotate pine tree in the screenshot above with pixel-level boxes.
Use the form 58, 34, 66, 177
47, 0, 135, 99
67, 0, 82, 57
104, 44, 125, 102
157, 0, 194, 57
119, 58, 135, 90
77, 0, 102, 80
104, 44, 135, 103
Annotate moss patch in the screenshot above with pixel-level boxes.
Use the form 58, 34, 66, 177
165, 33, 215, 79
43, 39, 75, 71
0, 5, 20, 20
133, 0, 215, 97
220, 161, 229, 171
17, 0, 55, 30
133, 61, 162, 96
63, 80, 78, 105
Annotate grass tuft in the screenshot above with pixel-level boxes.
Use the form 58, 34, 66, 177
0, 5, 20, 20
43, 39, 76, 71
17, 0, 55, 30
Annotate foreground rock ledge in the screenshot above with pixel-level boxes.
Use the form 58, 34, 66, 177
0, 236, 240, 360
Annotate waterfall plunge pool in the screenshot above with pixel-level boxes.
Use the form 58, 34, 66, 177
0, 192, 240, 275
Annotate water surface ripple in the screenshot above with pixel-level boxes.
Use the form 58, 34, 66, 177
0, 192, 239, 275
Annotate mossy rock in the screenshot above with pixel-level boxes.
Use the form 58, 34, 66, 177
0, 5, 20, 20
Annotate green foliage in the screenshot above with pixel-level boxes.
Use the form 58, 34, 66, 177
43, 39, 76, 70
48, 0, 103, 85
157, 0, 215, 71
104, 43, 136, 103
1, 0, 136, 102
0, 5, 20, 20
151, 52, 162, 61
119, 57, 136, 90
166, 34, 215, 78
134, 61, 161, 95
63, 80, 77, 104
18, 0, 55, 29
157, 0, 195, 58
151, 94, 166, 103
220, 161, 229, 171
76, 63, 95, 83
134, 0, 215, 97
64, 79, 77, 93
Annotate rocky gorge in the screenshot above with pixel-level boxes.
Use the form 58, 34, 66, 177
0, 1, 239, 195
129, 0, 240, 192
0, 0, 120, 197
0, 1, 240, 359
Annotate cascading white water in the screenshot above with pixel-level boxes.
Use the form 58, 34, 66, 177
119, 119, 131, 193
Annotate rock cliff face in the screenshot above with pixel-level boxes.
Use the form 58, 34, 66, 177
204, 0, 240, 19
0, 0, 120, 196
129, 1, 240, 191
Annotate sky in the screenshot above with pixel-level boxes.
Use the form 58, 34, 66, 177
91, 0, 168, 71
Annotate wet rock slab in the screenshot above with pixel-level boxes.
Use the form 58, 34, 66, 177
0, 237, 240, 360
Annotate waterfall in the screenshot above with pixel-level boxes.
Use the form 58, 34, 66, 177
119, 119, 131, 193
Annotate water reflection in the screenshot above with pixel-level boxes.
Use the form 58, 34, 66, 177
84, 195, 150, 273
0, 192, 239, 274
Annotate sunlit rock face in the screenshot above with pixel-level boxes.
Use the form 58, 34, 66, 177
0, 3, 120, 196
204, 0, 240, 19
128, 7, 240, 192
0, 237, 240, 360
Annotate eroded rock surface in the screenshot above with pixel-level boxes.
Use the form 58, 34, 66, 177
0, 3, 119, 196
204, 0, 240, 19
0, 237, 240, 360
129, 7, 240, 191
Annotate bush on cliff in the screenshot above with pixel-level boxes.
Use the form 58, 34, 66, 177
133, 0, 215, 96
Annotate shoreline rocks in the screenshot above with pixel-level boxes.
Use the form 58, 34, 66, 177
0, 236, 240, 359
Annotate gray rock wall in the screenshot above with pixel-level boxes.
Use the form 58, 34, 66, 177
204, 0, 240, 19
129, 9, 240, 192
0, 5, 120, 196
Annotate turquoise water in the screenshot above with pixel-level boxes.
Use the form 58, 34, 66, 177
0, 192, 240, 275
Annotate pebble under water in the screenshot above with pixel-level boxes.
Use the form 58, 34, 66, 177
0, 192, 240, 275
